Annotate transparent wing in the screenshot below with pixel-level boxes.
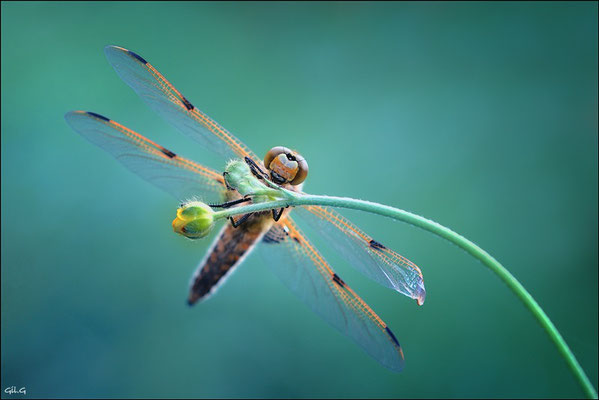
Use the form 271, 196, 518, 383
65, 110, 226, 203
260, 217, 405, 372
103, 45, 259, 169
292, 205, 426, 305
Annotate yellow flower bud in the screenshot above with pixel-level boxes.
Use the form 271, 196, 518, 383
172, 201, 214, 239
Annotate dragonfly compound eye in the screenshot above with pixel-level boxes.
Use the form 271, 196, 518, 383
264, 146, 308, 185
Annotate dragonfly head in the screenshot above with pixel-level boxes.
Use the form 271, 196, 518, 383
264, 146, 308, 186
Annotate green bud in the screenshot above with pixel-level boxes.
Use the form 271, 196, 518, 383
172, 201, 214, 239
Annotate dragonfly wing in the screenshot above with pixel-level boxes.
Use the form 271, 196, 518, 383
260, 217, 405, 372
65, 110, 226, 203
103, 45, 259, 168
292, 206, 426, 305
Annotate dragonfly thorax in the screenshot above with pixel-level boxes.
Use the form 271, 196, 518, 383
264, 146, 308, 186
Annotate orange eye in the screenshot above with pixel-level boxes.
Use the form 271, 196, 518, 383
264, 146, 288, 169
290, 153, 308, 185
263, 146, 309, 185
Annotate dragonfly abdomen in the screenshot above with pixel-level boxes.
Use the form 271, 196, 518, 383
187, 212, 273, 305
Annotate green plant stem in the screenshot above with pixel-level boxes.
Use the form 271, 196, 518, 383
212, 193, 597, 399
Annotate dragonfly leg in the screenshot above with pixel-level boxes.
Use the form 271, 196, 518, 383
272, 207, 284, 222
222, 171, 235, 190
229, 213, 252, 228
244, 157, 268, 180
210, 197, 252, 209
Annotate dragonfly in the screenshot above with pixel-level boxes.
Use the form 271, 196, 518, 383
65, 45, 426, 372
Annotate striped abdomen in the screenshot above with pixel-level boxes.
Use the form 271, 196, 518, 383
187, 211, 274, 305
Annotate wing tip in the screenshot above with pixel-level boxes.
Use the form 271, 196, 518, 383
104, 45, 148, 65
104, 44, 126, 58
64, 110, 81, 120
415, 283, 426, 306
383, 326, 406, 372
104, 44, 124, 51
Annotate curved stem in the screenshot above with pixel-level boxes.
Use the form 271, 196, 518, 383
213, 193, 597, 399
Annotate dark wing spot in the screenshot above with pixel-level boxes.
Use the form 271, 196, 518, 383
127, 50, 147, 64
385, 326, 401, 348
263, 226, 287, 244
332, 273, 345, 287
87, 111, 109, 122
181, 97, 194, 110
262, 235, 280, 244
292, 236, 300, 243
160, 148, 176, 158
369, 239, 386, 250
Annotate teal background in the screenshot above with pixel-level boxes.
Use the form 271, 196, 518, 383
1, 2, 597, 398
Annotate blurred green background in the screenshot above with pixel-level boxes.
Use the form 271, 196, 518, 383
1, 1, 597, 398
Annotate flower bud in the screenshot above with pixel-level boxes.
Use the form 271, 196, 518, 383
172, 201, 214, 239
